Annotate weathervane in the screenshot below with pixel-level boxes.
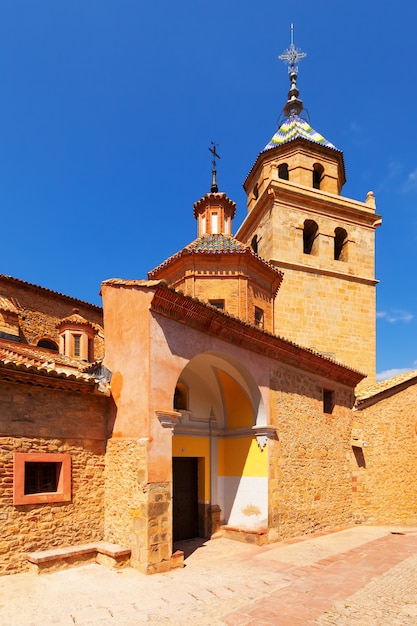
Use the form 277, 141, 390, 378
208, 141, 220, 193
278, 24, 306, 74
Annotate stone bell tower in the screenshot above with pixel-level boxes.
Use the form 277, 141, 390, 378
236, 28, 381, 384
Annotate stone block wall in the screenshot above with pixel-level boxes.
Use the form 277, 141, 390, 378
104, 438, 172, 574
268, 367, 355, 541
0, 436, 106, 575
272, 269, 376, 382
351, 382, 417, 524
0, 376, 109, 575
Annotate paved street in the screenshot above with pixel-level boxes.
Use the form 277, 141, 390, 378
1, 525, 417, 625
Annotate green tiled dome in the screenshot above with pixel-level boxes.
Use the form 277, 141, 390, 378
186, 234, 247, 253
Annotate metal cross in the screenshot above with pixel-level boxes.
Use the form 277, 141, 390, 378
208, 141, 221, 168
278, 24, 307, 73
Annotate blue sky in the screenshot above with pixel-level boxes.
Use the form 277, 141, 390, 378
0, 1, 415, 380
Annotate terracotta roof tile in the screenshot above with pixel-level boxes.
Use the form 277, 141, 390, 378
0, 339, 99, 382
356, 370, 417, 404
0, 296, 19, 314
148, 235, 282, 279
0, 274, 102, 311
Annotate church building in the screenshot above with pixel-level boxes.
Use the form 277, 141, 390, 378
1, 34, 417, 577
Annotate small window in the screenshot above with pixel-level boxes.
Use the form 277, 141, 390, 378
88, 338, 94, 362
334, 227, 348, 261
253, 183, 259, 199
73, 334, 81, 357
37, 339, 59, 352
323, 389, 335, 414
313, 163, 324, 189
174, 382, 188, 411
251, 235, 258, 254
254, 307, 264, 329
211, 212, 219, 234
209, 299, 224, 310
25, 462, 60, 494
303, 220, 319, 255
13, 453, 71, 505
278, 163, 289, 180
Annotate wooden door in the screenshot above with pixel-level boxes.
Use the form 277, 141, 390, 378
173, 457, 198, 542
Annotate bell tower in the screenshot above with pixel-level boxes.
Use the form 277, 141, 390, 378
236, 28, 381, 384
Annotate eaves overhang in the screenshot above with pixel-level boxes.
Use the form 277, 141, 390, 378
0, 339, 107, 393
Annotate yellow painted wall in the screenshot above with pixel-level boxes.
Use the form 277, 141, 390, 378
218, 437, 268, 477
172, 435, 210, 501
216, 369, 253, 428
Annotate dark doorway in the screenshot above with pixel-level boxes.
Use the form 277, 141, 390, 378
173, 457, 199, 542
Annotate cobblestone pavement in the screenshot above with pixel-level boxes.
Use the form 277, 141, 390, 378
1, 525, 417, 625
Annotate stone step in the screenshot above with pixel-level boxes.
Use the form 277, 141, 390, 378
26, 540, 131, 574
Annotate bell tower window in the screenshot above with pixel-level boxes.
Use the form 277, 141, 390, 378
334, 227, 348, 261
278, 163, 289, 180
251, 235, 258, 254
303, 220, 319, 255
313, 163, 324, 189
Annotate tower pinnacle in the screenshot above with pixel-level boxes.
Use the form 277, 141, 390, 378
279, 24, 306, 118
208, 141, 220, 193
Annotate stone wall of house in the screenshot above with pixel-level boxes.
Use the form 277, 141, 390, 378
268, 366, 355, 541
0, 379, 108, 575
104, 438, 172, 574
351, 382, 417, 525
0, 435, 106, 575
0, 276, 104, 359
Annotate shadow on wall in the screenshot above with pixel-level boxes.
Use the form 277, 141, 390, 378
352, 446, 366, 468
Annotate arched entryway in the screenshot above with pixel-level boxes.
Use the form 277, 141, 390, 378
172, 352, 268, 541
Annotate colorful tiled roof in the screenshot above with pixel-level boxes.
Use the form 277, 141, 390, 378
264, 115, 338, 151
148, 235, 282, 280
185, 234, 247, 253
356, 370, 417, 404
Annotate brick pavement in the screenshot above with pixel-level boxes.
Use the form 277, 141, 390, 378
0, 525, 416, 625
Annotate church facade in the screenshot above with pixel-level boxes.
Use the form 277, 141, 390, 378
1, 39, 417, 576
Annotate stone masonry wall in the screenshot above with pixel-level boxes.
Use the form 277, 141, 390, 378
0, 377, 108, 575
0, 436, 106, 575
268, 366, 355, 541
351, 383, 417, 524
104, 438, 172, 574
